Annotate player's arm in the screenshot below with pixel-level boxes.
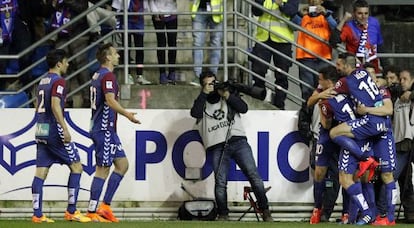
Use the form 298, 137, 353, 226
330, 12, 352, 47
51, 96, 71, 143
105, 92, 141, 124
307, 87, 336, 107
319, 102, 332, 129
356, 98, 393, 116
307, 89, 320, 107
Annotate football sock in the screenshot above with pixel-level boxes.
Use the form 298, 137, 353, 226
346, 182, 370, 217
385, 181, 396, 222
88, 177, 105, 212
342, 189, 349, 215
313, 180, 324, 209
32, 177, 44, 217
103, 172, 124, 205
362, 183, 376, 218
67, 173, 81, 214
332, 136, 366, 160
348, 196, 358, 223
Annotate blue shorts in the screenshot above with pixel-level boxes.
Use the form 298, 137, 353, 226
373, 131, 396, 173
315, 128, 340, 167
36, 140, 80, 167
90, 131, 126, 167
347, 115, 390, 139
339, 139, 373, 174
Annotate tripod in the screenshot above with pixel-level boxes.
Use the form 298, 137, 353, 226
238, 186, 271, 221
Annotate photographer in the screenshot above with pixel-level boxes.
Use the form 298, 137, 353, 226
384, 65, 403, 103
387, 69, 414, 223
190, 71, 273, 222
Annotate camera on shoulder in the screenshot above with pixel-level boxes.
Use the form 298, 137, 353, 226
213, 79, 266, 100
388, 83, 403, 98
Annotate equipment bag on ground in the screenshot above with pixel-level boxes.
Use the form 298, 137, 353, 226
177, 200, 217, 220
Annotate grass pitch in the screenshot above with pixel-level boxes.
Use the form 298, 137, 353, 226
1, 220, 414, 228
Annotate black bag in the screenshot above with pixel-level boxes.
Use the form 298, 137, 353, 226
178, 200, 217, 221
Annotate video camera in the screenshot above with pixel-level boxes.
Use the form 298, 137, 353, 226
388, 83, 403, 99
213, 79, 266, 101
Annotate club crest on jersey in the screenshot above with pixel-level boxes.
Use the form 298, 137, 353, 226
335, 80, 342, 89
321, 104, 327, 115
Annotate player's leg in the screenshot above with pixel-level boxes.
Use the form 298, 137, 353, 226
46, 139, 90, 222
97, 133, 127, 222
331, 119, 381, 176
87, 131, 112, 222
339, 150, 373, 225
373, 132, 397, 225
32, 143, 54, 223
330, 122, 366, 159
32, 167, 53, 223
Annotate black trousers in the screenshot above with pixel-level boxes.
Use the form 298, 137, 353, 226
152, 16, 177, 74
251, 39, 292, 109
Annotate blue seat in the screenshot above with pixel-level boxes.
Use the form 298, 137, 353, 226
0, 92, 29, 108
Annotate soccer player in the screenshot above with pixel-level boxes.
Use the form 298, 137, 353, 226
86, 43, 141, 222
355, 68, 397, 226
306, 66, 340, 224
31, 49, 91, 223
320, 92, 376, 224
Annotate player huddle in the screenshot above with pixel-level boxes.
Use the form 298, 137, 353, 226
310, 53, 396, 225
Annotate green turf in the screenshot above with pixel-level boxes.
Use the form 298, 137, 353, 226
0, 220, 414, 228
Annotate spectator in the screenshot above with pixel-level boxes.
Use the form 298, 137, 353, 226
148, 0, 178, 85
48, 0, 91, 108
251, 0, 299, 110
112, 0, 152, 85
330, 0, 387, 73
31, 49, 91, 223
0, 0, 34, 91
190, 71, 273, 222
189, 0, 224, 87
292, 0, 336, 101
87, 0, 117, 43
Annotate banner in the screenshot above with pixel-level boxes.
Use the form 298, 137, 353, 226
0, 109, 313, 203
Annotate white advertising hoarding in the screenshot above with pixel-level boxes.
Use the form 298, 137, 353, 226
0, 109, 313, 203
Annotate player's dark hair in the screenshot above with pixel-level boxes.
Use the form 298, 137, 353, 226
362, 62, 375, 70
96, 43, 114, 64
46, 49, 67, 69
353, 0, 369, 11
338, 52, 357, 68
320, 65, 339, 82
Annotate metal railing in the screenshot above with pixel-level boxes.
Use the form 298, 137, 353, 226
0, 0, 411, 109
